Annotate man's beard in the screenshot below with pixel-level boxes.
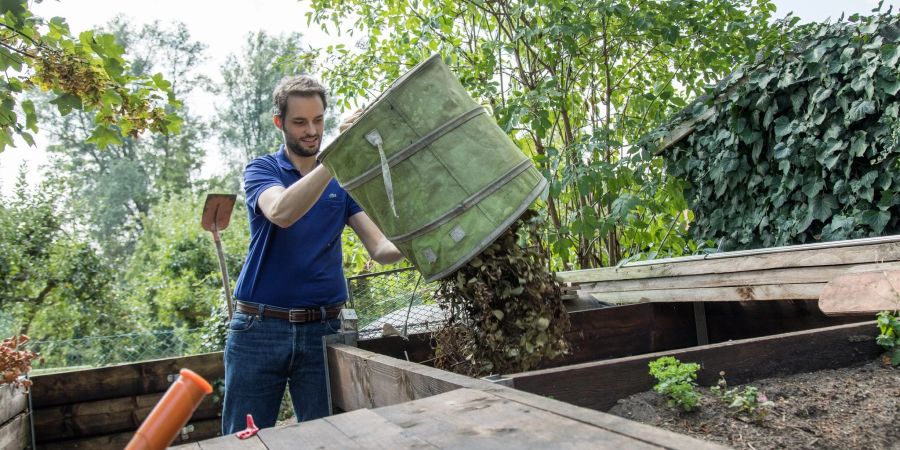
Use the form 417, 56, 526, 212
285, 135, 319, 157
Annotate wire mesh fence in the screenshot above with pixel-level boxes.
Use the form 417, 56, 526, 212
346, 267, 447, 340
23, 268, 447, 372
28, 328, 207, 374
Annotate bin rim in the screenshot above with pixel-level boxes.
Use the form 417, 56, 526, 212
318, 53, 443, 163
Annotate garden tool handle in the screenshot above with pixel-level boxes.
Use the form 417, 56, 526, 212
125, 368, 213, 450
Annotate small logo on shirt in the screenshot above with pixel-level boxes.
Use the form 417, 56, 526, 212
328, 193, 337, 199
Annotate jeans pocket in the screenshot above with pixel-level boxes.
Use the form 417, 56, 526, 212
228, 311, 258, 333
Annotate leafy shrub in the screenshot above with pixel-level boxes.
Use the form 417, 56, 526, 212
655, 11, 900, 250
648, 356, 701, 412
875, 311, 900, 366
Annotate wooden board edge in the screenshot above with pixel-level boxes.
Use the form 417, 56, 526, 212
507, 321, 880, 412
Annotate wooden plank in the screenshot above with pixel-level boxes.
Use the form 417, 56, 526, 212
31, 352, 224, 408
508, 321, 881, 412
568, 262, 900, 294
324, 408, 436, 449
704, 299, 867, 342
171, 444, 202, 450
373, 388, 665, 450
556, 237, 900, 283
693, 302, 708, 345
328, 345, 724, 449
654, 106, 717, 154
589, 282, 824, 304
33, 389, 221, 442
819, 269, 900, 315
195, 434, 267, 450
0, 412, 29, 450
0, 384, 27, 427
38, 417, 221, 450
258, 417, 361, 449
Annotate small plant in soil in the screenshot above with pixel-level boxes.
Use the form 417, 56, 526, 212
434, 210, 570, 377
648, 356, 700, 412
875, 310, 900, 366
710, 371, 774, 422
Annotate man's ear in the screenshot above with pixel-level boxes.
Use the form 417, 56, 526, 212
273, 114, 283, 130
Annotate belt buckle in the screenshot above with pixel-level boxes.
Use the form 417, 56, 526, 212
288, 309, 310, 323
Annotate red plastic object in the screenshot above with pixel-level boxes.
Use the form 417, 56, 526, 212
125, 368, 213, 450
236, 414, 259, 439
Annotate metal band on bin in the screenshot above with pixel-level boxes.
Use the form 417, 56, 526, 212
341, 105, 487, 191
387, 158, 534, 244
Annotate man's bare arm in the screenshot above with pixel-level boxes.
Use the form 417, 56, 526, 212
257, 165, 332, 228
348, 212, 405, 264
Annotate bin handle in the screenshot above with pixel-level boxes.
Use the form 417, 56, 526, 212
364, 129, 399, 218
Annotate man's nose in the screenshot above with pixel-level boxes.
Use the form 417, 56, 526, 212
304, 122, 316, 136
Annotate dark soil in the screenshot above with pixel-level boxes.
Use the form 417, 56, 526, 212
609, 360, 900, 450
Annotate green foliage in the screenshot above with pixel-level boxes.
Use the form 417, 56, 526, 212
120, 192, 249, 331
711, 372, 774, 421
216, 31, 320, 169
308, 0, 787, 270
42, 19, 209, 260
658, 11, 900, 250
0, 171, 128, 342
0, 0, 180, 151
875, 310, 900, 366
648, 356, 701, 412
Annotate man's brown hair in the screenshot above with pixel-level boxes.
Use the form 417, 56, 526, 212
272, 75, 327, 119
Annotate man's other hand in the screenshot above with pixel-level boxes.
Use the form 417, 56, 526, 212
339, 109, 364, 133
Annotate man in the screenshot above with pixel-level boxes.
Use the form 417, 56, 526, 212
222, 75, 403, 434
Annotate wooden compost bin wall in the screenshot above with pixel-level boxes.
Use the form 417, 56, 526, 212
0, 384, 30, 450
360, 300, 866, 371
508, 321, 883, 412
30, 352, 224, 449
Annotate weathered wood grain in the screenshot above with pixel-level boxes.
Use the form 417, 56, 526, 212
508, 321, 881, 412
31, 352, 224, 408
0, 412, 29, 450
556, 237, 900, 283
33, 390, 221, 442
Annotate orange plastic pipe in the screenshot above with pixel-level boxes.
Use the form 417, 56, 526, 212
125, 368, 213, 450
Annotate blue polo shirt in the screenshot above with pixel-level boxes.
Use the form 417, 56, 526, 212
233, 146, 363, 308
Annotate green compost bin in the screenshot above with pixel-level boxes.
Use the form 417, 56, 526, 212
319, 54, 547, 282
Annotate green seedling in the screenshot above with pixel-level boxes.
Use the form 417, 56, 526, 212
711, 371, 774, 421
875, 311, 900, 366
648, 356, 700, 412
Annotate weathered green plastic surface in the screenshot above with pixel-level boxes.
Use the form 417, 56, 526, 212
320, 54, 547, 282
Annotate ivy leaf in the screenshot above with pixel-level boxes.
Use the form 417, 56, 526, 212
861, 210, 890, 234
845, 100, 875, 123
773, 116, 792, 138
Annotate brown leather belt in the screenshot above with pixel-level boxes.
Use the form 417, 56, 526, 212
235, 301, 343, 323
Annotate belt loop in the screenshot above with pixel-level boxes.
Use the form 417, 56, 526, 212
257, 303, 265, 322
320, 306, 327, 324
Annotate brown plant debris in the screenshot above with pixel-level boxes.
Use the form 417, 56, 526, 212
434, 210, 570, 377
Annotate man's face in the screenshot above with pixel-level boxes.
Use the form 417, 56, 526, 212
278, 95, 325, 157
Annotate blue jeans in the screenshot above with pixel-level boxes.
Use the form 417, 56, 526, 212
221, 306, 340, 434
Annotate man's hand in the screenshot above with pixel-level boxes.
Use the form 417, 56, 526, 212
339, 109, 364, 133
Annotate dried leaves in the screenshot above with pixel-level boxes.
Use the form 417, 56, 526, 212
1, 335, 41, 390
434, 210, 570, 377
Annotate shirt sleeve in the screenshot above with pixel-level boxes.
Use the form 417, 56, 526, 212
244, 159, 284, 215
346, 194, 364, 221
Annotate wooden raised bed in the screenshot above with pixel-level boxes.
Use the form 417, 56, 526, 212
0, 384, 29, 450
30, 352, 224, 449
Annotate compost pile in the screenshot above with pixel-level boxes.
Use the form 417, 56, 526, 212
434, 211, 570, 377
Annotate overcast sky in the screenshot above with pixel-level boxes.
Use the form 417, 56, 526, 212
0, 0, 895, 194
